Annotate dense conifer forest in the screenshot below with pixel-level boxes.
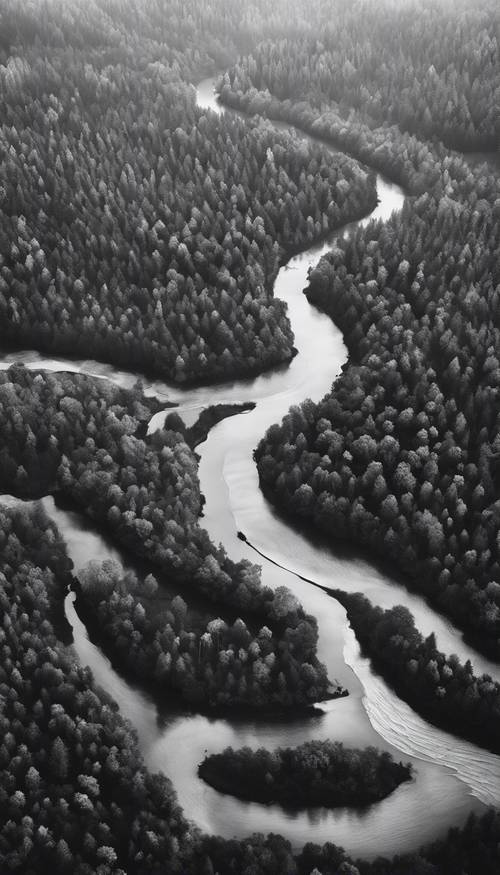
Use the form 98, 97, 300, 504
0, 504, 195, 873
221, 0, 499, 149
0, 0, 375, 383
1, 0, 500, 872
247, 19, 500, 660
256, 136, 500, 656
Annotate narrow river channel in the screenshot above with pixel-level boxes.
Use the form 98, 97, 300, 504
0, 76, 498, 859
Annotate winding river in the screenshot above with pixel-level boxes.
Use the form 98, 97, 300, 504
1, 76, 499, 859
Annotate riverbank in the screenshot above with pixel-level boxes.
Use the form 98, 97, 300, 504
0, 73, 497, 861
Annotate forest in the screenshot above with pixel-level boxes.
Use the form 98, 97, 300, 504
0, 0, 376, 384
1, 505, 499, 875
0, 365, 332, 709
0, 503, 197, 874
1, 0, 500, 872
77, 560, 336, 709
255, 135, 500, 657
221, 0, 499, 149
248, 9, 500, 659
1, 499, 500, 875
198, 741, 412, 808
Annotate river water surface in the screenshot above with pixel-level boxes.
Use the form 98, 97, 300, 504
1, 76, 499, 859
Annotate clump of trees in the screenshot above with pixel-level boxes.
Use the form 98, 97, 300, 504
333, 590, 500, 754
164, 403, 255, 450
295, 809, 500, 875
221, 0, 499, 150
198, 741, 412, 808
78, 560, 331, 709
0, 366, 158, 498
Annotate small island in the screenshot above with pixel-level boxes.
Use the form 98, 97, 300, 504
198, 741, 413, 808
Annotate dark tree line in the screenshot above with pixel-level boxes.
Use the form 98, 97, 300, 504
221, 0, 499, 150
332, 591, 500, 754
296, 808, 500, 875
198, 741, 412, 808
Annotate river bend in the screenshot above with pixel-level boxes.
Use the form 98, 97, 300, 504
0, 76, 498, 858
